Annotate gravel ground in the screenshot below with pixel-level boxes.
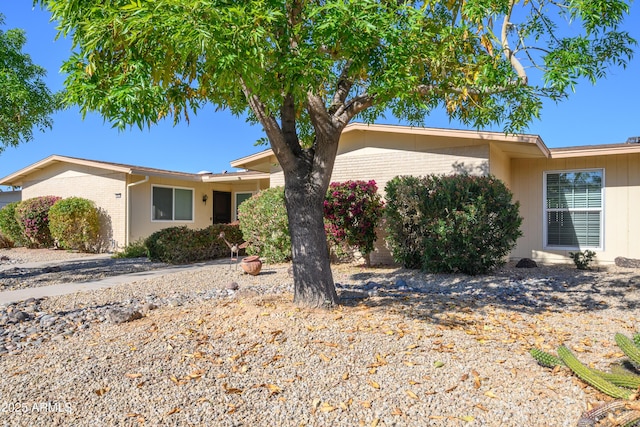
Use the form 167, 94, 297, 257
1, 248, 640, 426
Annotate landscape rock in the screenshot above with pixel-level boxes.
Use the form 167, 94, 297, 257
167, 298, 182, 308
226, 281, 239, 290
615, 257, 640, 268
142, 302, 158, 312
106, 308, 143, 324
515, 258, 538, 268
11, 311, 30, 322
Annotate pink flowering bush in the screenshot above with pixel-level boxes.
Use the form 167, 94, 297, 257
324, 180, 384, 265
15, 196, 61, 248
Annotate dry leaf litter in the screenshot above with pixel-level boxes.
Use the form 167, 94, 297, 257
0, 247, 639, 426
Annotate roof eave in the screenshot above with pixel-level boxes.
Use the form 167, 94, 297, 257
201, 172, 270, 183
550, 144, 640, 158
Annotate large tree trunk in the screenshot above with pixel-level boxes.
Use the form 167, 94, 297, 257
242, 87, 347, 308
284, 171, 339, 307
281, 133, 341, 308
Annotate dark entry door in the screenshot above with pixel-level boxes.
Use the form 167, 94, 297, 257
213, 191, 231, 224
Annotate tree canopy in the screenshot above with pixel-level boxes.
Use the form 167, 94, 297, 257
0, 14, 59, 152
39, 0, 636, 307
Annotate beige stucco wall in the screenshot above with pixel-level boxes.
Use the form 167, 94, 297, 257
510, 153, 640, 265
127, 176, 268, 244
271, 131, 489, 190
19, 163, 127, 249
0, 190, 21, 209
488, 143, 512, 187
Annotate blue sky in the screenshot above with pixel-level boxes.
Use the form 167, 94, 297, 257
1, 3, 639, 182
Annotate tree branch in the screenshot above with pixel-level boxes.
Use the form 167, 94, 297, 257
502, 0, 528, 84
328, 60, 354, 115
240, 78, 297, 171
334, 93, 375, 125
280, 93, 303, 158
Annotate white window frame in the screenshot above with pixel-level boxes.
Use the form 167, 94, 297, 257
151, 185, 195, 222
543, 168, 604, 251
234, 192, 254, 222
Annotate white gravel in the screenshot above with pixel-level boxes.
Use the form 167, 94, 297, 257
1, 248, 640, 427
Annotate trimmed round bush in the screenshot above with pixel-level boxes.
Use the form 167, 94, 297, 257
384, 174, 523, 275
146, 224, 243, 264
49, 197, 102, 252
238, 187, 291, 263
15, 196, 61, 248
324, 180, 384, 265
0, 201, 28, 247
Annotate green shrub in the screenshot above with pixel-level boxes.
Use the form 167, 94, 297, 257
145, 223, 243, 264
383, 176, 427, 269
384, 174, 523, 275
324, 180, 384, 265
0, 232, 13, 248
0, 202, 28, 247
113, 239, 148, 258
569, 249, 596, 270
49, 197, 102, 252
15, 196, 61, 248
238, 187, 291, 263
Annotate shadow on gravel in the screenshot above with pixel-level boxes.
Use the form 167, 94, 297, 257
0, 258, 169, 289
338, 265, 640, 325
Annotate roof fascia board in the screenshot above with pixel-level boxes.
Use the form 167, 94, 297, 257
550, 144, 640, 158
201, 172, 270, 183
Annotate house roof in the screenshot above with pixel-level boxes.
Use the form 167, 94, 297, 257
230, 122, 551, 171
549, 143, 640, 158
231, 123, 640, 172
0, 154, 268, 187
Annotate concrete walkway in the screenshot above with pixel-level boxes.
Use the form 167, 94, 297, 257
0, 257, 232, 305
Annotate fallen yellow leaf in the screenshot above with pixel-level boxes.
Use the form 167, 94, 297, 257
94, 387, 110, 396
320, 402, 337, 413
406, 390, 419, 400
484, 390, 497, 398
264, 384, 282, 395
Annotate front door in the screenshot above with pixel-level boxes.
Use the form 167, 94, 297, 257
212, 191, 231, 224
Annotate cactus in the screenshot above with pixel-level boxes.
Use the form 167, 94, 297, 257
610, 362, 640, 377
530, 348, 565, 368
616, 333, 640, 370
557, 345, 635, 400
577, 400, 629, 427
577, 401, 640, 427
594, 370, 640, 389
619, 412, 640, 427
633, 333, 640, 349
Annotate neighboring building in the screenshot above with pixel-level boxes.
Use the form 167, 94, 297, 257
2, 123, 639, 265
0, 156, 269, 249
0, 190, 21, 209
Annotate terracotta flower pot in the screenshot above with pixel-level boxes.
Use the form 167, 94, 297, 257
241, 256, 262, 276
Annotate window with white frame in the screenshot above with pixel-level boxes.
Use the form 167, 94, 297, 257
544, 169, 603, 249
234, 192, 253, 221
152, 185, 194, 221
